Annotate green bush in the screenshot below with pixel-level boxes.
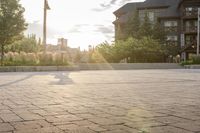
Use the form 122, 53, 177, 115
53, 52, 68, 66
38, 52, 54, 66
181, 55, 200, 66
191, 55, 200, 64
3, 52, 69, 66
180, 60, 192, 66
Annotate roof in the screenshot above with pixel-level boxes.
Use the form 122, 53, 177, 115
159, 0, 181, 18
114, 0, 182, 18
113, 12, 130, 24
138, 0, 169, 8
113, 2, 142, 16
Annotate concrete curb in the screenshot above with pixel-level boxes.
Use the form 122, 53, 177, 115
184, 65, 200, 69
0, 66, 79, 72
77, 63, 184, 70
0, 63, 184, 72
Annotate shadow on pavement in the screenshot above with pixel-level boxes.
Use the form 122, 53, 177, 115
0, 74, 34, 88
50, 72, 74, 85
0, 72, 74, 88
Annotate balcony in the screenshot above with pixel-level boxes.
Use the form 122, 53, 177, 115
182, 9, 198, 19
184, 26, 197, 34
181, 41, 197, 53
164, 26, 178, 32
185, 40, 197, 47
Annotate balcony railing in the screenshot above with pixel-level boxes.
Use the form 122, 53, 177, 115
185, 40, 197, 46
181, 41, 197, 51
164, 26, 178, 32
184, 26, 197, 33
183, 9, 198, 18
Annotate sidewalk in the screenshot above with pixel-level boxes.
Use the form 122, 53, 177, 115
0, 70, 199, 133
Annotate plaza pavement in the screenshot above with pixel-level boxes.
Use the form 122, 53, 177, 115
0, 70, 200, 133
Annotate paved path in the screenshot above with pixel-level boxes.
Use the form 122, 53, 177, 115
0, 70, 200, 133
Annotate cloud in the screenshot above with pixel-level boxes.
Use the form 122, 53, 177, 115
92, 0, 118, 12
67, 24, 114, 41
92, 0, 139, 12
95, 25, 114, 34
68, 24, 91, 33
100, 0, 117, 8
25, 21, 63, 38
119, 0, 134, 5
95, 25, 114, 40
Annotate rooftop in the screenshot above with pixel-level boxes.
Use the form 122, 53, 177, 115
114, 0, 182, 19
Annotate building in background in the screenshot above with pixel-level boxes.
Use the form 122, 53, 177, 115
46, 38, 80, 62
113, 0, 200, 61
57, 38, 68, 51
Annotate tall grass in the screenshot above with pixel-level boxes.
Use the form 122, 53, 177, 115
181, 55, 200, 66
3, 52, 69, 66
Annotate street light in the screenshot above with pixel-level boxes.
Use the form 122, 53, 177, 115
43, 0, 50, 52
197, 8, 200, 56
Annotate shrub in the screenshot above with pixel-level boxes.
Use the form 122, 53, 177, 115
191, 55, 200, 64
38, 52, 54, 66
53, 52, 68, 65
4, 52, 14, 62
180, 60, 192, 66
13, 52, 21, 63
2, 52, 69, 66
62, 53, 69, 65
19, 52, 27, 64
53, 52, 62, 65
25, 53, 38, 65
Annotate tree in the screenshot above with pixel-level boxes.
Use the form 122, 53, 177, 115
138, 12, 153, 38
94, 36, 165, 63
6, 34, 41, 53
0, 0, 27, 65
116, 37, 164, 63
125, 10, 140, 39
74, 50, 82, 63
153, 21, 166, 43
95, 42, 116, 63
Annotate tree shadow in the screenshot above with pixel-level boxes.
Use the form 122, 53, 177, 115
0, 73, 34, 88
49, 72, 74, 85
0, 72, 74, 89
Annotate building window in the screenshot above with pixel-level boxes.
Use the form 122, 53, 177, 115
166, 35, 178, 46
185, 20, 197, 27
139, 9, 164, 23
166, 35, 178, 41
164, 21, 178, 32
184, 7, 198, 16
164, 21, 178, 27
185, 20, 198, 32
185, 35, 197, 46
148, 12, 154, 22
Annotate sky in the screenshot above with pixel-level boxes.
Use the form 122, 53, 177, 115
20, 0, 144, 50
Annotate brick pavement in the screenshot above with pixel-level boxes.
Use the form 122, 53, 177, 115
0, 70, 200, 133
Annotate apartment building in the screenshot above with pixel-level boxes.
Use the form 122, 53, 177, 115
113, 0, 200, 60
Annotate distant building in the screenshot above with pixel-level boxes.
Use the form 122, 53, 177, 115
57, 38, 68, 51
113, 0, 200, 61
46, 38, 81, 62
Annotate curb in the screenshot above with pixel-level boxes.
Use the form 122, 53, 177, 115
0, 63, 184, 72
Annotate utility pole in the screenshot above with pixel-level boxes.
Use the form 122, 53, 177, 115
43, 0, 50, 53
197, 8, 200, 56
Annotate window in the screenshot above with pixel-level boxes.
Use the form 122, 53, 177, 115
185, 35, 197, 45
185, 7, 198, 16
185, 20, 197, 27
166, 35, 178, 41
164, 21, 178, 32
148, 12, 154, 22
185, 20, 198, 32
185, 7, 193, 12
164, 21, 178, 27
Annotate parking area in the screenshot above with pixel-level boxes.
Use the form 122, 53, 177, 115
0, 70, 200, 133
